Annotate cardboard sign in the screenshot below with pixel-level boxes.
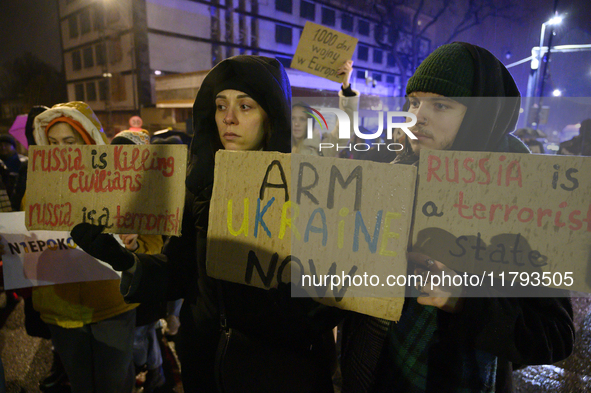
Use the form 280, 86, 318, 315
25, 145, 187, 236
207, 151, 417, 321
0, 212, 121, 289
412, 149, 591, 293
291, 21, 358, 83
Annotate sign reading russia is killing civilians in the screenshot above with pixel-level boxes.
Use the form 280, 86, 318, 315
207, 151, 416, 321
25, 145, 187, 236
291, 21, 358, 82
412, 149, 591, 293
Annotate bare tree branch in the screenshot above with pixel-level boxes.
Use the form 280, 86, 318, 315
367, 0, 520, 95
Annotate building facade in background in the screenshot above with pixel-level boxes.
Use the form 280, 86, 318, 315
57, 0, 433, 135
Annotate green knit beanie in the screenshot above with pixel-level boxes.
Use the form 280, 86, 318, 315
406, 43, 474, 97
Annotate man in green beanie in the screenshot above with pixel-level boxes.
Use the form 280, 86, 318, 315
340, 42, 574, 393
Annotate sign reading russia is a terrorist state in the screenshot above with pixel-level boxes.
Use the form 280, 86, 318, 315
412, 149, 591, 294
25, 145, 187, 236
207, 151, 416, 321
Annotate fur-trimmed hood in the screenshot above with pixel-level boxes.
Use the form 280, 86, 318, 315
33, 101, 108, 146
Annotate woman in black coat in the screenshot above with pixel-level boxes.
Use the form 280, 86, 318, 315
73, 56, 339, 392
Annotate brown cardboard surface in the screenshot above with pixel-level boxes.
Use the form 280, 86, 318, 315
412, 149, 591, 293
25, 145, 187, 236
291, 21, 358, 83
207, 151, 416, 321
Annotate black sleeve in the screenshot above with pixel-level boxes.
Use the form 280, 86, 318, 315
341, 84, 356, 97
10, 159, 27, 211
440, 293, 574, 365
121, 191, 205, 304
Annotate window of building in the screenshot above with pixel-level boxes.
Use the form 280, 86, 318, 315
75, 83, 85, 101
357, 45, 368, 61
276, 56, 292, 69
99, 79, 109, 101
68, 15, 79, 38
394, 10, 411, 29
388, 28, 397, 44
373, 73, 382, 82
386, 74, 395, 84
93, 6, 103, 31
72, 50, 82, 71
375, 25, 385, 42
275, 0, 292, 14
80, 9, 91, 35
342, 13, 353, 32
106, 7, 121, 24
83, 47, 94, 68
373, 49, 383, 64
419, 38, 431, 58
275, 24, 292, 45
300, 1, 315, 20
358, 19, 369, 36
108, 37, 123, 64
111, 74, 126, 102
321, 7, 335, 26
387, 52, 395, 66
86, 82, 97, 101
356, 70, 366, 80
95, 44, 106, 66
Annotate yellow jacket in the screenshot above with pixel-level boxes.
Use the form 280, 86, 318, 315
30, 101, 163, 328
33, 234, 163, 327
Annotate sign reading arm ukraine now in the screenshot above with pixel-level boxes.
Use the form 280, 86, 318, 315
206, 151, 416, 321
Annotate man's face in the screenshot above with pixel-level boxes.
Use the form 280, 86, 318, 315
0, 142, 16, 159
406, 92, 467, 153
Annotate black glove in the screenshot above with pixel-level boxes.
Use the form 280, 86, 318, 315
71, 223, 135, 271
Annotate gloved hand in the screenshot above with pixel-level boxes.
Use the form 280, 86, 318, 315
71, 223, 135, 271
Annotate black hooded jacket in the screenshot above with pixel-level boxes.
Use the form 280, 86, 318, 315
341, 43, 574, 393
121, 56, 338, 392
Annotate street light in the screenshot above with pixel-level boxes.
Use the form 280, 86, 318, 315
535, 15, 563, 97
552, 89, 562, 97
525, 14, 563, 128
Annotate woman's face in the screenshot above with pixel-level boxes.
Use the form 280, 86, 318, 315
291, 106, 308, 141
47, 122, 85, 145
215, 89, 268, 151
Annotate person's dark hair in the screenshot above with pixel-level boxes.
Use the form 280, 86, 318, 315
292, 102, 313, 116
110, 137, 136, 145
580, 119, 591, 138
25, 106, 50, 147
0, 134, 17, 148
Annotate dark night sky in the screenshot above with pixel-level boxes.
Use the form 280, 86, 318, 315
0, 0, 588, 93
0, 0, 62, 70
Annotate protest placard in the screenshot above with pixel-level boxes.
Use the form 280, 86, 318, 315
291, 21, 358, 83
0, 212, 121, 289
412, 149, 591, 293
207, 151, 416, 321
25, 145, 187, 236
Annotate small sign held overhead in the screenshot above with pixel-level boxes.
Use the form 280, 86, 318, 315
291, 21, 358, 83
